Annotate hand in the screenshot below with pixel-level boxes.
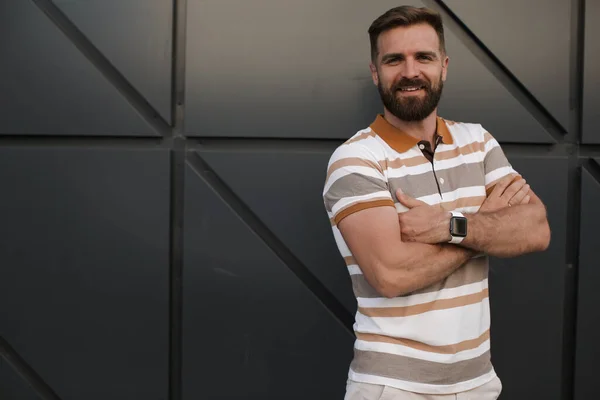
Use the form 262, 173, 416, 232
480, 175, 531, 213
396, 191, 451, 244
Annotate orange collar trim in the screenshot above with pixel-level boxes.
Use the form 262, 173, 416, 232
369, 114, 454, 153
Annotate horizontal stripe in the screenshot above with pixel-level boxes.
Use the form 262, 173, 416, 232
355, 301, 490, 345
330, 190, 392, 215
324, 172, 388, 211
358, 277, 488, 309
388, 162, 485, 200
386, 150, 486, 178
350, 347, 492, 385
356, 329, 490, 355
354, 334, 489, 364
348, 364, 496, 395
324, 166, 385, 194
433, 150, 487, 172
334, 198, 395, 224
483, 145, 511, 174
435, 140, 486, 161
439, 195, 485, 211
358, 288, 489, 318
395, 190, 487, 212
352, 256, 488, 298
417, 186, 485, 206
485, 166, 516, 187
381, 135, 485, 168
345, 130, 377, 145
326, 157, 382, 182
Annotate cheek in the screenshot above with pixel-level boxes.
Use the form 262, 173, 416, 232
378, 67, 401, 87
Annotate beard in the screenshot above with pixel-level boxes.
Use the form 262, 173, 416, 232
377, 74, 444, 122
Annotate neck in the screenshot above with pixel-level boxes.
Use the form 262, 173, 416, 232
382, 108, 438, 144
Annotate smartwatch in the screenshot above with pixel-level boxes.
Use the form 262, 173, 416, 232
449, 211, 467, 244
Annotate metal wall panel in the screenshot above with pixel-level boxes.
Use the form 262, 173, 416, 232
185, 0, 555, 143
0, 0, 156, 136
0, 358, 38, 400
184, 0, 384, 138
54, 0, 173, 123
0, 148, 170, 400
0, 0, 594, 399
196, 147, 355, 312
182, 163, 354, 400
574, 162, 600, 400
487, 155, 568, 400
437, 26, 555, 144
582, 0, 599, 143
443, 0, 571, 132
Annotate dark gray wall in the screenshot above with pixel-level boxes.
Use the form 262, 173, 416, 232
0, 1, 597, 400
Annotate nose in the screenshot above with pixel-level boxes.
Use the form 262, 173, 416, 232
401, 58, 420, 79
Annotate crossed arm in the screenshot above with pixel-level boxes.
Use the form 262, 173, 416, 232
338, 176, 551, 298
396, 175, 551, 257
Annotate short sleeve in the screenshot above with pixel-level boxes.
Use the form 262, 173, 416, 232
482, 130, 521, 196
323, 143, 395, 225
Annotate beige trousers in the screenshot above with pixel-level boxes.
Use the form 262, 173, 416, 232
344, 376, 503, 400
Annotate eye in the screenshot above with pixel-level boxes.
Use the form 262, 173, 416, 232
385, 57, 402, 65
417, 54, 434, 62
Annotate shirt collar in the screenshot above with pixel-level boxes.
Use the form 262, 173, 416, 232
369, 114, 454, 153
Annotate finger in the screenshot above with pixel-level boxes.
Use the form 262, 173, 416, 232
397, 193, 426, 208
521, 194, 531, 205
501, 178, 527, 202
489, 175, 515, 198
509, 183, 530, 205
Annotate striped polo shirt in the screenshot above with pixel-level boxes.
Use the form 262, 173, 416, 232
322, 114, 518, 395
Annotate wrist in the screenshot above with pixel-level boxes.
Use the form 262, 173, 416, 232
438, 211, 453, 242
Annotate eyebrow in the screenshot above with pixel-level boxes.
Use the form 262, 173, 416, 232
416, 51, 438, 59
381, 51, 439, 63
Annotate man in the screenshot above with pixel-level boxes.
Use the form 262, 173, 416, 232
322, 5, 550, 400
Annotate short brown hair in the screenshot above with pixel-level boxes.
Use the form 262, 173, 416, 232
368, 6, 446, 62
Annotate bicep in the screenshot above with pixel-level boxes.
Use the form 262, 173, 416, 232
337, 205, 404, 289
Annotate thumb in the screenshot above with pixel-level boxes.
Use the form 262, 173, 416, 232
396, 191, 424, 208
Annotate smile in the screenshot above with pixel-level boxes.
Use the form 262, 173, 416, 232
398, 86, 425, 92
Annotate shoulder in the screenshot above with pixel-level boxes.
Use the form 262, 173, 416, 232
440, 117, 488, 143
327, 126, 386, 168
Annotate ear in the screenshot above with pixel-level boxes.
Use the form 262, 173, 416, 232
441, 55, 449, 82
369, 62, 379, 86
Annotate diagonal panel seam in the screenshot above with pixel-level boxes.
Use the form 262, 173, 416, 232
185, 151, 355, 336
584, 158, 600, 184
0, 335, 63, 400
30, 0, 171, 137
423, 0, 566, 142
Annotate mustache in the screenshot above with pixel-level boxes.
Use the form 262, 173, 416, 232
392, 79, 430, 92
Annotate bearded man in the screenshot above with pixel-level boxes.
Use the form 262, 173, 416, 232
322, 6, 550, 400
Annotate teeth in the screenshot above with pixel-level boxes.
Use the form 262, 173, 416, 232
400, 87, 421, 91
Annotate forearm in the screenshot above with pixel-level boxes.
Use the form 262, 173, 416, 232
378, 243, 475, 297
460, 203, 550, 257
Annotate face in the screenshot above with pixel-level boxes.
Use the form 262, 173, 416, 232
370, 23, 449, 122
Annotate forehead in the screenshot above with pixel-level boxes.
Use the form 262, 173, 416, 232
377, 23, 440, 57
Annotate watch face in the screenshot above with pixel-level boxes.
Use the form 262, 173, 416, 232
451, 217, 467, 237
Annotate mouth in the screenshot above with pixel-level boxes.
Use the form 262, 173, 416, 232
397, 86, 426, 92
